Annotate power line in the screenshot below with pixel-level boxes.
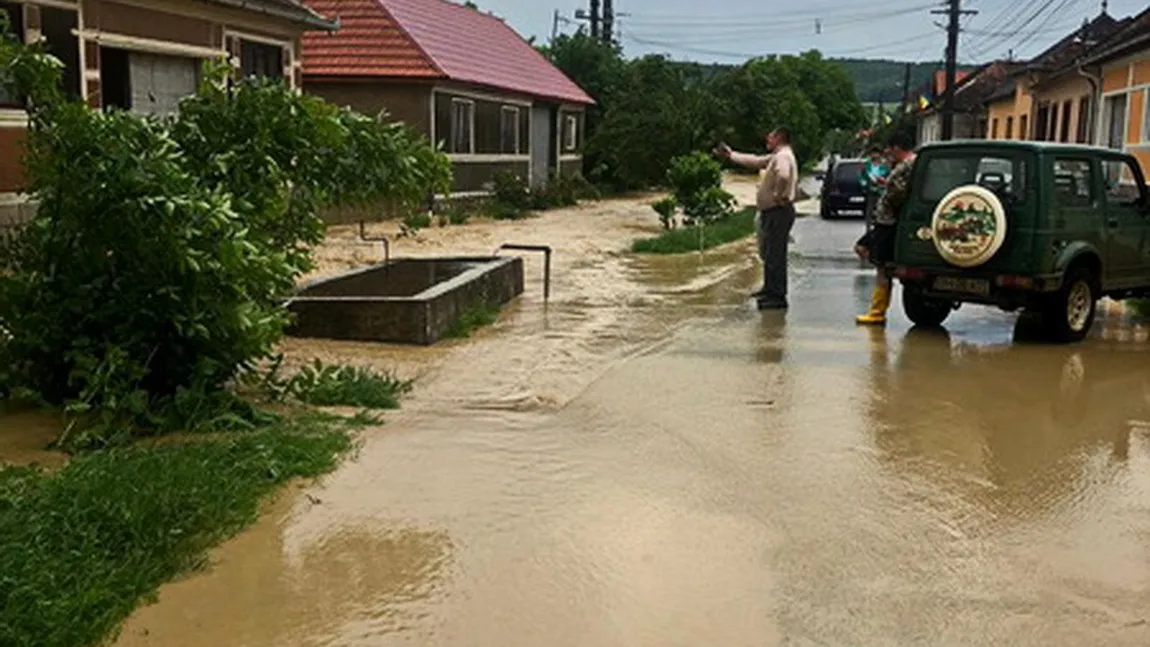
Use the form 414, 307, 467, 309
966, 0, 1086, 60
963, 0, 1034, 57
621, 2, 936, 27
624, 30, 943, 61
1011, 0, 1085, 55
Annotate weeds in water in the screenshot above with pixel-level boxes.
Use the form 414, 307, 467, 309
291, 360, 412, 409
631, 207, 758, 254
240, 357, 411, 410
444, 303, 501, 339
0, 414, 353, 647
1127, 299, 1150, 319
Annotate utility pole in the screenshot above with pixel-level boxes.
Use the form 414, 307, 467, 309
901, 61, 912, 113
551, 9, 560, 42
602, 0, 614, 44
589, 0, 600, 39
933, 0, 976, 140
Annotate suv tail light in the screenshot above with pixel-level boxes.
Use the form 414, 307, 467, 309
995, 275, 1034, 289
893, 267, 926, 281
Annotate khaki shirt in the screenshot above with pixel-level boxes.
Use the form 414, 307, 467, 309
730, 146, 798, 211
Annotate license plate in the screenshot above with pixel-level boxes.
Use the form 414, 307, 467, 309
849, 196, 865, 203
933, 276, 990, 296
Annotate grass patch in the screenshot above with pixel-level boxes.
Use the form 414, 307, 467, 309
239, 358, 411, 411
0, 413, 354, 647
289, 361, 412, 409
631, 207, 757, 254
1128, 299, 1150, 319
444, 303, 501, 339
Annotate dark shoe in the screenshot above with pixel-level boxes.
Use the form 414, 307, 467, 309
757, 299, 788, 310
750, 286, 767, 298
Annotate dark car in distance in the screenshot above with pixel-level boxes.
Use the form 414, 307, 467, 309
820, 158, 868, 219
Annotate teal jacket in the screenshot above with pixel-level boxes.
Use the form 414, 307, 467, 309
859, 161, 890, 195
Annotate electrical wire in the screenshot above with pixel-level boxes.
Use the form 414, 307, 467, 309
624, 30, 943, 61
963, 0, 1035, 57
966, 0, 1087, 60
620, 1, 936, 26
1010, 0, 1086, 55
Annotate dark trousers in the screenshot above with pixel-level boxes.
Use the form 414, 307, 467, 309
756, 203, 797, 302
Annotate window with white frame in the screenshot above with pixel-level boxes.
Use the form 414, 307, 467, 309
563, 114, 578, 151
240, 40, 285, 81
1143, 89, 1150, 143
500, 106, 519, 154
450, 98, 474, 154
1102, 93, 1127, 150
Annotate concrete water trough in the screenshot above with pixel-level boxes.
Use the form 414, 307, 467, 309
287, 256, 525, 345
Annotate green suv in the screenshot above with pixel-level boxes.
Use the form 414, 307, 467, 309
890, 140, 1150, 343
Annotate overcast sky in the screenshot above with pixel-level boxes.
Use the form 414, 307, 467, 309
472, 0, 1146, 63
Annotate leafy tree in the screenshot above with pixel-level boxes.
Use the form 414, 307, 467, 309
708, 57, 822, 166
0, 27, 450, 442
588, 55, 724, 190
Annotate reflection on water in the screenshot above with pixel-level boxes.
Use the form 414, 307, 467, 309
113, 214, 1150, 646
115, 496, 453, 647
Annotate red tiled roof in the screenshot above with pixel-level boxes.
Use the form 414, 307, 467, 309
303, 0, 440, 78
302, 0, 593, 105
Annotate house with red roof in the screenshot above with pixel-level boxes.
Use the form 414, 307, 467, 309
301, 0, 594, 195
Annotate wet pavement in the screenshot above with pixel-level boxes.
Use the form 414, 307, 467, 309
115, 206, 1150, 646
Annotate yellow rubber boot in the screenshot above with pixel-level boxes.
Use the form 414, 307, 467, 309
856, 282, 891, 326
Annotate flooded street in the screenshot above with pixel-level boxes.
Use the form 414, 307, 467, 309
115, 189, 1150, 646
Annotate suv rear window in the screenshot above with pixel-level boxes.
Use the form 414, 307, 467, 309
833, 162, 863, 185
919, 154, 1027, 204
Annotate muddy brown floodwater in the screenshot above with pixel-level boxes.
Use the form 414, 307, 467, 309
114, 183, 1150, 647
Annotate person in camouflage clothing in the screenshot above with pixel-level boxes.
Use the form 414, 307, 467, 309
855, 132, 916, 326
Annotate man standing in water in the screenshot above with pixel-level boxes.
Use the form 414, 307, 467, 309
855, 132, 915, 325
715, 128, 798, 310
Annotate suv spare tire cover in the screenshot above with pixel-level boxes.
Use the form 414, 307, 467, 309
930, 184, 1008, 268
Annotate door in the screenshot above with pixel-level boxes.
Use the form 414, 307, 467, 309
1102, 156, 1150, 287
128, 52, 198, 116
530, 104, 553, 188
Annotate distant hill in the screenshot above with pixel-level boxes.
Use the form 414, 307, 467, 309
834, 59, 968, 104
676, 58, 975, 105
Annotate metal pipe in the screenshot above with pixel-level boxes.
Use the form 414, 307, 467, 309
359, 220, 390, 267
495, 243, 552, 302
1077, 65, 1102, 144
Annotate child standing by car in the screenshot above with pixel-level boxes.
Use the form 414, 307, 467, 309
858, 146, 890, 230
856, 133, 915, 326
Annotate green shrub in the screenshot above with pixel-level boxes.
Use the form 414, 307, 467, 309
400, 211, 433, 236
0, 36, 450, 442
491, 171, 531, 218
652, 196, 678, 230
653, 152, 736, 230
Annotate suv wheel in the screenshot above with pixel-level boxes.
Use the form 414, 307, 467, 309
1043, 267, 1097, 343
903, 287, 954, 328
